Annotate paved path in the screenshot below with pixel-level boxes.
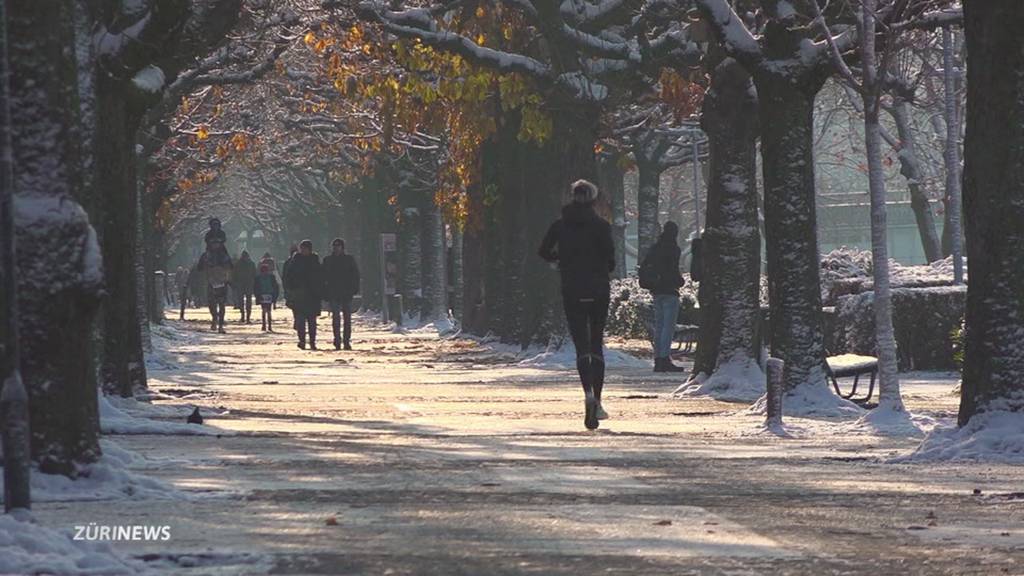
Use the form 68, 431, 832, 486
35, 311, 1024, 575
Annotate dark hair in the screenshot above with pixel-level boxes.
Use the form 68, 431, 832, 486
299, 239, 313, 250
332, 238, 345, 248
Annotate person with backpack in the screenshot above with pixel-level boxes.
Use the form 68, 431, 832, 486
321, 238, 360, 350
639, 221, 686, 372
253, 261, 280, 332
538, 179, 615, 430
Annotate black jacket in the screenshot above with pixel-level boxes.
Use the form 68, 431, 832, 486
322, 253, 360, 301
644, 236, 684, 296
538, 202, 615, 299
284, 252, 322, 315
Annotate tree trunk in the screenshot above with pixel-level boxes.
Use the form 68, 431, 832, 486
942, 27, 965, 284
635, 160, 662, 261
450, 225, 464, 321
755, 72, 830, 395
398, 205, 422, 317
859, 0, 902, 413
95, 73, 147, 396
691, 59, 763, 389
957, 0, 1024, 424
421, 198, 447, 323
887, 100, 943, 263
8, 0, 104, 475
597, 151, 627, 278
461, 180, 486, 333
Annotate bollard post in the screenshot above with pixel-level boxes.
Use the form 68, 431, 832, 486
1, 371, 31, 511
765, 357, 784, 427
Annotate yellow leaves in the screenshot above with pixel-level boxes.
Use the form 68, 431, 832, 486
196, 125, 209, 141
231, 133, 248, 152
304, 31, 333, 54
304, 31, 317, 47
475, 6, 485, 18
476, 33, 486, 46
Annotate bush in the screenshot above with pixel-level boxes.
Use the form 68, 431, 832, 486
606, 276, 698, 339
835, 285, 966, 371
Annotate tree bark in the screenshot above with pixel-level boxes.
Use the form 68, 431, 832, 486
887, 100, 943, 263
692, 58, 762, 385
957, 0, 1024, 425
398, 204, 423, 317
421, 197, 447, 322
942, 26, 965, 284
597, 151, 627, 278
755, 69, 830, 394
8, 0, 104, 475
635, 160, 663, 261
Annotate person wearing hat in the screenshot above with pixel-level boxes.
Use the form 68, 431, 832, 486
283, 239, 322, 349
641, 221, 687, 372
538, 179, 615, 430
321, 238, 361, 350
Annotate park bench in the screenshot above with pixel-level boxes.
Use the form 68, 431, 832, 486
673, 324, 700, 353
826, 353, 879, 405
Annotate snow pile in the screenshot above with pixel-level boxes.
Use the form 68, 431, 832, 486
899, 410, 1024, 463
516, 338, 647, 369
748, 381, 864, 419
100, 393, 229, 436
840, 405, 936, 438
820, 248, 968, 306
674, 356, 765, 402
0, 510, 142, 576
0, 440, 182, 503
393, 314, 458, 336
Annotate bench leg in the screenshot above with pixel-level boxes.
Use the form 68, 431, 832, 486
865, 370, 877, 403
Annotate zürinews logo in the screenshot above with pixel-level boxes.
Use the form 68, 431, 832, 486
74, 524, 172, 542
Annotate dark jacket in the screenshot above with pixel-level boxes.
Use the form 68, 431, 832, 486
197, 249, 233, 288
643, 236, 684, 296
284, 252, 322, 315
538, 202, 615, 299
204, 227, 226, 246
233, 255, 257, 294
253, 272, 279, 303
322, 253, 360, 301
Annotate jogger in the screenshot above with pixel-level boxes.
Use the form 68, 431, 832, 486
538, 179, 615, 430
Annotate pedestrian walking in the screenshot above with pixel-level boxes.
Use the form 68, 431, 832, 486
638, 221, 687, 372
177, 266, 190, 320
197, 239, 233, 333
253, 262, 280, 332
538, 179, 614, 430
322, 238, 360, 350
233, 251, 257, 323
204, 217, 227, 247
284, 239, 322, 350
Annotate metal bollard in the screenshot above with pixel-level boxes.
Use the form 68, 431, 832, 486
1, 371, 31, 511
765, 358, 784, 426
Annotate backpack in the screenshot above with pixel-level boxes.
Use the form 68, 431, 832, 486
638, 245, 660, 290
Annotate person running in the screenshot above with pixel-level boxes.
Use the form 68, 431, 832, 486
233, 251, 257, 323
284, 239, 322, 350
640, 221, 687, 372
322, 238, 361, 350
197, 239, 233, 333
538, 179, 615, 430
253, 261, 280, 332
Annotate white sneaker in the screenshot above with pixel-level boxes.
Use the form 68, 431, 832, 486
595, 403, 609, 420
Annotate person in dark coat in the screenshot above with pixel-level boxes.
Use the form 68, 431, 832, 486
177, 266, 190, 320
538, 179, 615, 430
284, 239, 322, 349
232, 251, 257, 323
642, 221, 686, 372
253, 261, 280, 332
321, 238, 360, 350
197, 239, 233, 333
204, 217, 227, 248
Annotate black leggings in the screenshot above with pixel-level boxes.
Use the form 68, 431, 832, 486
562, 292, 609, 400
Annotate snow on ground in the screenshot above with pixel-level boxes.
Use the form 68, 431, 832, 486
100, 393, 230, 437
900, 410, 1024, 463
0, 510, 142, 576
672, 357, 766, 402
0, 440, 182, 503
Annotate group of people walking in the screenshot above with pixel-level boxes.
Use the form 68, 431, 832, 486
540, 179, 687, 430
181, 219, 360, 350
